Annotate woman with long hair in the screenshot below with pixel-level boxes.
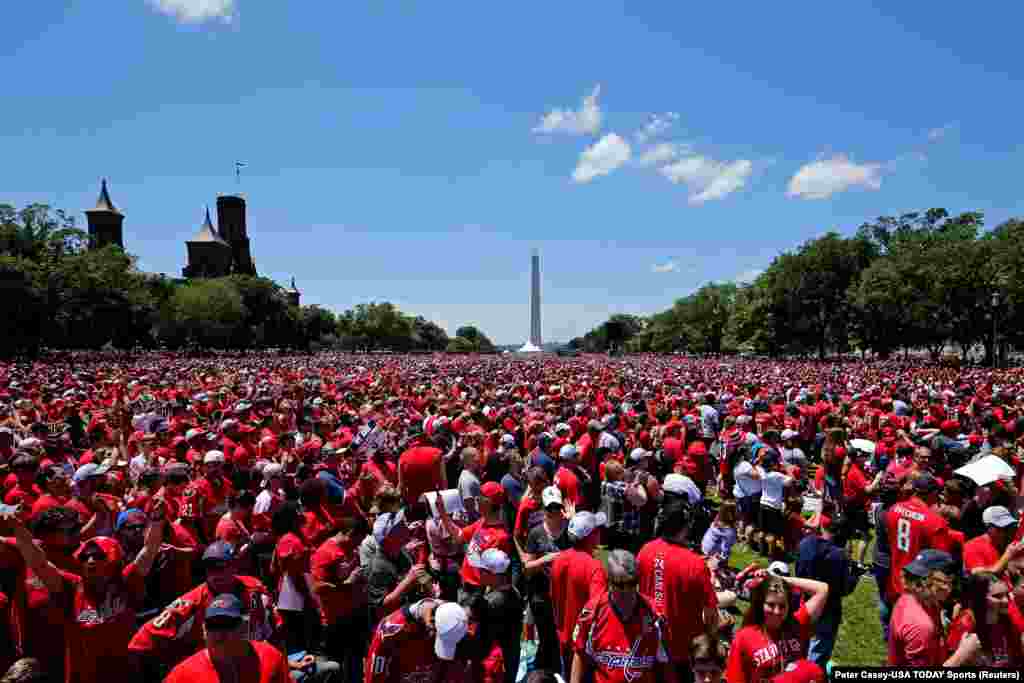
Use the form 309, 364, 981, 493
271, 501, 316, 656
946, 572, 1023, 668
724, 572, 829, 683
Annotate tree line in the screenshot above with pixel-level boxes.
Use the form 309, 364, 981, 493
0, 203, 494, 356
572, 208, 1024, 363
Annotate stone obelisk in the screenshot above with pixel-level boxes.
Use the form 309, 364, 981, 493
519, 249, 543, 352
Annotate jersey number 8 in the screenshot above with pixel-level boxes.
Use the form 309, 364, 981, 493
896, 518, 912, 552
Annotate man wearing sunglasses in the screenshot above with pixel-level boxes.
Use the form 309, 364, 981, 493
570, 549, 677, 683
163, 593, 290, 683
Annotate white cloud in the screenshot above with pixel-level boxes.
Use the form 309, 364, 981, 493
786, 154, 882, 200
533, 85, 603, 136
635, 112, 679, 143
637, 142, 685, 167
659, 156, 753, 204
651, 261, 678, 274
734, 268, 763, 284
148, 0, 235, 23
572, 133, 632, 184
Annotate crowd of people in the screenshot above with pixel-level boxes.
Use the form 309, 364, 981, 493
0, 352, 1023, 683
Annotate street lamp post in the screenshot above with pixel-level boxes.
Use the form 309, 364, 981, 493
992, 291, 1000, 369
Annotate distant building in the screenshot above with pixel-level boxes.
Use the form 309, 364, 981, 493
85, 179, 125, 250
285, 277, 301, 307
215, 194, 256, 276
182, 207, 233, 278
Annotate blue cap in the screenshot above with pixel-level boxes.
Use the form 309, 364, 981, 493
115, 508, 146, 532
205, 593, 243, 621
202, 540, 236, 563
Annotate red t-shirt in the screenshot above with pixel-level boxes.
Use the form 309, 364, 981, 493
364, 458, 398, 488
550, 548, 607, 646
947, 608, 1022, 668
397, 446, 443, 505
636, 538, 717, 661
310, 535, 364, 624
843, 464, 869, 511
884, 497, 952, 599
888, 594, 944, 667
554, 466, 583, 508
459, 519, 514, 587
963, 534, 1001, 573
725, 604, 812, 683
273, 532, 309, 604
572, 593, 668, 683
364, 602, 445, 683
58, 563, 146, 683
513, 495, 544, 542
164, 640, 289, 683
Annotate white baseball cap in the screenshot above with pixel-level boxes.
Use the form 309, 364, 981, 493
559, 444, 578, 461
541, 485, 564, 509
768, 561, 790, 576
434, 603, 468, 660
203, 450, 226, 464
662, 474, 702, 505
629, 447, 652, 462
982, 505, 1017, 528
468, 548, 511, 575
780, 429, 799, 441
567, 511, 607, 542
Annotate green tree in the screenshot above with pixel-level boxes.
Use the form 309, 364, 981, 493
167, 279, 247, 348
454, 325, 495, 352
0, 257, 45, 355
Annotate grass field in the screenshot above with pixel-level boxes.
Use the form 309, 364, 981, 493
727, 542, 887, 666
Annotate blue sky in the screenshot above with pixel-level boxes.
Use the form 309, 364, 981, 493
4, 2, 1024, 344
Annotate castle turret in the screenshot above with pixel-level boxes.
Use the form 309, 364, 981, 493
285, 277, 301, 307
216, 195, 256, 275
182, 207, 233, 278
85, 179, 125, 249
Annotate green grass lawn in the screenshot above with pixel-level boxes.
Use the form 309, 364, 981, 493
727, 543, 887, 666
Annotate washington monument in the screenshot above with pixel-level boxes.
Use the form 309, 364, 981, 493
519, 249, 543, 352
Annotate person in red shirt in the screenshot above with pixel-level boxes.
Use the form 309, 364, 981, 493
270, 502, 314, 656
550, 510, 607, 676
890, 549, 980, 667
163, 593, 291, 683
397, 433, 447, 508
946, 571, 1023, 668
129, 540, 276, 674
883, 473, 953, 601
554, 445, 586, 509
182, 451, 235, 544
29, 465, 72, 521
363, 599, 468, 683
435, 481, 516, 604
637, 491, 718, 680
4, 502, 163, 683
513, 466, 549, 546
4, 456, 40, 512
724, 571, 829, 683
963, 505, 1024, 574
842, 446, 880, 566
311, 519, 369, 682
570, 549, 677, 683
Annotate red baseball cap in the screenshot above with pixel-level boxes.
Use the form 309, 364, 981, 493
480, 481, 506, 505
771, 660, 825, 683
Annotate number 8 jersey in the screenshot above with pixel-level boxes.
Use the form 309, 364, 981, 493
884, 495, 952, 600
